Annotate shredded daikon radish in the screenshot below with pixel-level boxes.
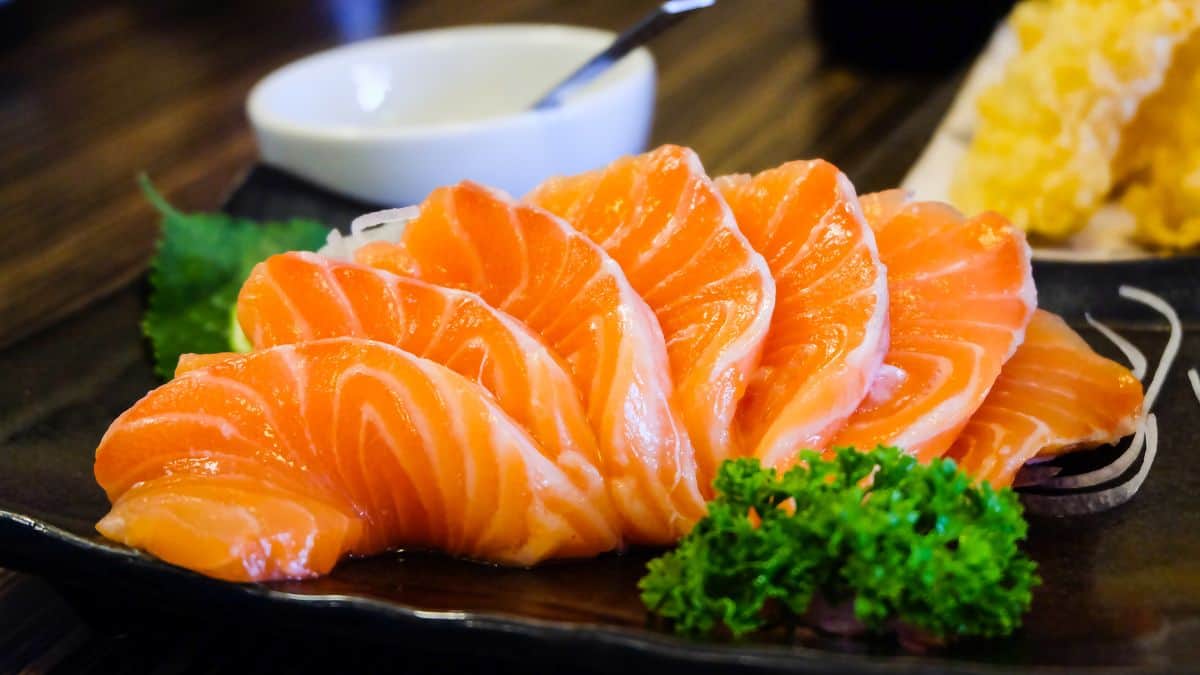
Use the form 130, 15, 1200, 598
319, 207, 419, 260
1119, 285, 1181, 413
1031, 285, 1177, 491
1085, 313, 1148, 380
1045, 417, 1145, 490
350, 207, 418, 240
1023, 414, 1158, 516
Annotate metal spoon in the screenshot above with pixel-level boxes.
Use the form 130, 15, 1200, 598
531, 0, 716, 110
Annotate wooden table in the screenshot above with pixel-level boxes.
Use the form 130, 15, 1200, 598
0, 0, 1004, 671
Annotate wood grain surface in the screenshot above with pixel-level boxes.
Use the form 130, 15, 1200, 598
0, 0, 1010, 672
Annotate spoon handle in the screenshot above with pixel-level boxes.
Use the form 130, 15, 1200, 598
532, 0, 716, 110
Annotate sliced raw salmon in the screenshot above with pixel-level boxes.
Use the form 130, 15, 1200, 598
175, 352, 239, 374
234, 251, 618, 541
716, 160, 889, 470
97, 474, 362, 582
828, 190, 1037, 462
95, 338, 617, 581
527, 145, 775, 490
947, 310, 1144, 486
355, 182, 705, 544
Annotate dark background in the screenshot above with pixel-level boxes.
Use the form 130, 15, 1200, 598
1, 1, 1015, 672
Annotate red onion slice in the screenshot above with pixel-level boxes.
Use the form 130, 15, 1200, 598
803, 595, 866, 637
1022, 414, 1158, 516
1012, 463, 1063, 487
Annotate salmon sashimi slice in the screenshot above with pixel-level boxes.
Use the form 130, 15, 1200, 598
97, 473, 363, 582
716, 160, 889, 470
235, 251, 618, 544
828, 190, 1037, 462
354, 182, 705, 544
527, 145, 775, 490
94, 338, 618, 581
175, 352, 240, 374
946, 310, 1144, 487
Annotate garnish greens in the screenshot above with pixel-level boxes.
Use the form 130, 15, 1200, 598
639, 446, 1038, 641
140, 177, 329, 379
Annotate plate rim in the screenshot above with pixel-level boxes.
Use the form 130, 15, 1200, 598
3, 509, 1176, 675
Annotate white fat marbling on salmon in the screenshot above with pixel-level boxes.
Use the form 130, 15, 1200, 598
353, 182, 706, 544
831, 191, 1037, 462
236, 253, 618, 544
948, 310, 1144, 486
719, 161, 889, 468
528, 146, 776, 497
95, 340, 617, 582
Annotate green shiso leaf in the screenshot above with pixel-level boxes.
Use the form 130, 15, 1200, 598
139, 175, 329, 379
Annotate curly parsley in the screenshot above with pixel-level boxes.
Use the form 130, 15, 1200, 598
639, 447, 1038, 641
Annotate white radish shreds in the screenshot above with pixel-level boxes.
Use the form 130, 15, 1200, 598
318, 207, 419, 260
1044, 417, 1145, 490
351, 207, 418, 240
1023, 414, 1159, 517
1085, 312, 1148, 380
1189, 368, 1200, 409
1024, 285, 1179, 495
1119, 285, 1181, 412
321, 229, 350, 260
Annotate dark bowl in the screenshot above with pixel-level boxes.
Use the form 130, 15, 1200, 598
812, 0, 1017, 73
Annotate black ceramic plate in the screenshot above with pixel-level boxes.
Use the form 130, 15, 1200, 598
2, 167, 1199, 674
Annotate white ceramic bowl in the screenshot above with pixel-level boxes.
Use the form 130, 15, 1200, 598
247, 24, 656, 206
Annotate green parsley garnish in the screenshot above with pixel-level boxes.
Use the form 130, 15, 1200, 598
639, 446, 1039, 641
139, 176, 329, 379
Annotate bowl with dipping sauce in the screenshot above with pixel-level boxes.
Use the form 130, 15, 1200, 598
247, 24, 656, 206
